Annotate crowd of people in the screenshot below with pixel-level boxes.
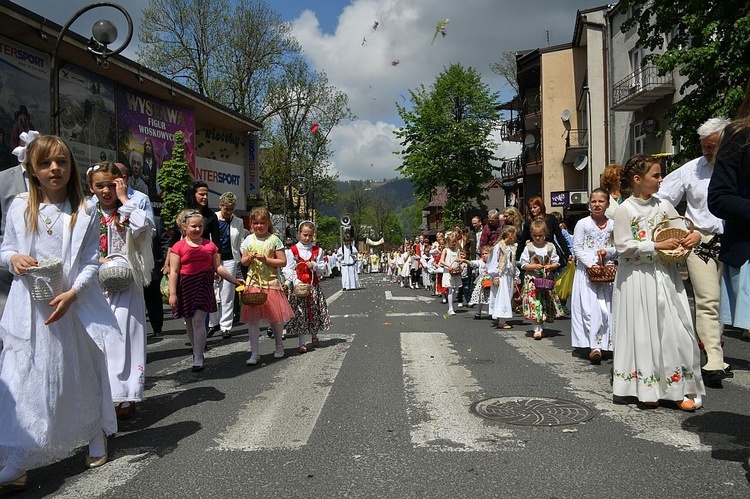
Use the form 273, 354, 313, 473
0, 133, 338, 491
2, 80, 750, 491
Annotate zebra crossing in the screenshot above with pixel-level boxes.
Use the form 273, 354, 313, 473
41, 273, 750, 496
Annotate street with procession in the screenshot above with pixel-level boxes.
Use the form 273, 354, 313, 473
21, 273, 750, 498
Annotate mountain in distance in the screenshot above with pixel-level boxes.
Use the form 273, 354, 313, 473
317, 178, 416, 217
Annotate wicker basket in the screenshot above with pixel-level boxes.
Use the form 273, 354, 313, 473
652, 216, 694, 264
241, 262, 267, 305
98, 254, 134, 292
241, 288, 267, 305
587, 254, 617, 283
534, 277, 556, 290
294, 282, 311, 297
24, 259, 63, 301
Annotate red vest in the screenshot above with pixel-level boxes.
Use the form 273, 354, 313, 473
290, 245, 320, 284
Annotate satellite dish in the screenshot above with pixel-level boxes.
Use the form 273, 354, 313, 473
340, 214, 351, 227
573, 154, 588, 171
561, 109, 571, 122
642, 117, 657, 134
524, 134, 536, 146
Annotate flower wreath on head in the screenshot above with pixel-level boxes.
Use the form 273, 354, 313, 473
12, 130, 41, 165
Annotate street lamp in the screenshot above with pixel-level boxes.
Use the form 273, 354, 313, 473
282, 176, 309, 239
50, 2, 133, 134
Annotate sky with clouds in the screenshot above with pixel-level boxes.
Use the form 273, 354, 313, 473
14, 0, 607, 180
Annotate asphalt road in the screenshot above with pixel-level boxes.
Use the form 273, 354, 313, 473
16, 273, 750, 498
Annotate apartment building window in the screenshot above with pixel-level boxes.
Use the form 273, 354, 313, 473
633, 122, 646, 156
630, 49, 644, 89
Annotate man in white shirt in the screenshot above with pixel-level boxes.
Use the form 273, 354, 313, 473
656, 117, 732, 384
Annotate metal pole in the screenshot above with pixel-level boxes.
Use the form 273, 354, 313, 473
50, 2, 133, 134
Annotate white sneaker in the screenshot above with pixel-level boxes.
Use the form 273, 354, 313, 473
457, 303, 463, 308
448, 310, 456, 316
274, 346, 285, 359
246, 353, 260, 365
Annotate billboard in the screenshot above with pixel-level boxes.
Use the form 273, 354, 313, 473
0, 35, 49, 170
116, 87, 195, 209
58, 63, 117, 185
195, 126, 248, 210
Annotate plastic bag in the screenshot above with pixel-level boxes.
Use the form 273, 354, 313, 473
555, 263, 575, 300
160, 275, 170, 304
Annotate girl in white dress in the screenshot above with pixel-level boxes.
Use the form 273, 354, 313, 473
570, 188, 616, 363
612, 154, 704, 411
439, 231, 462, 316
489, 226, 519, 328
0, 135, 120, 491
88, 163, 154, 419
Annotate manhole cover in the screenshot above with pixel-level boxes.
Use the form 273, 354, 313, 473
471, 397, 594, 426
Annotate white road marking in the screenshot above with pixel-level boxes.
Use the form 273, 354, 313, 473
497, 330, 712, 452
213, 333, 354, 451
327, 289, 343, 304
400, 332, 521, 452
385, 290, 433, 302
330, 313, 370, 318
387, 312, 438, 317
52, 451, 154, 499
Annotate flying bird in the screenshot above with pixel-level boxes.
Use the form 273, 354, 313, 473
431, 18, 449, 44
391, 59, 400, 66
373, 21, 379, 30
362, 36, 367, 46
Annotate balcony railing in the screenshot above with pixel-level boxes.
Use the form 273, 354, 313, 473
495, 155, 524, 180
522, 142, 542, 166
565, 129, 588, 148
499, 117, 523, 141
612, 64, 674, 111
522, 94, 541, 116
564, 129, 588, 164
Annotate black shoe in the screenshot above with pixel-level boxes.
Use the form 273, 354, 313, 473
207, 325, 220, 338
473, 313, 481, 320
192, 364, 204, 372
701, 368, 733, 382
153, 330, 162, 337
221, 330, 232, 339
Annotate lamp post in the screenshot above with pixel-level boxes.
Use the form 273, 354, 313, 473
50, 2, 133, 134
282, 176, 309, 239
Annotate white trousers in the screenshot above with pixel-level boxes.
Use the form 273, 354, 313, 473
209, 259, 238, 331
686, 233, 725, 370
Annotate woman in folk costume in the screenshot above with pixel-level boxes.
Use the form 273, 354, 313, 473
283, 221, 332, 352
0, 135, 119, 492
612, 154, 704, 411
87, 162, 154, 420
570, 188, 616, 364
337, 235, 360, 290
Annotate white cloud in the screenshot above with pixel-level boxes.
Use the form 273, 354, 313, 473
293, 0, 603, 180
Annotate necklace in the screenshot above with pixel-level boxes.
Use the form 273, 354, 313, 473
40, 203, 66, 235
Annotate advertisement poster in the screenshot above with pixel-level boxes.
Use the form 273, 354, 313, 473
0, 35, 49, 171
247, 133, 259, 196
58, 63, 117, 182
195, 126, 247, 210
117, 86, 195, 209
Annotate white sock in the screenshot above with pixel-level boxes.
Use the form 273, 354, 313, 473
299, 333, 307, 347
248, 323, 260, 357
0, 465, 25, 482
88, 431, 106, 457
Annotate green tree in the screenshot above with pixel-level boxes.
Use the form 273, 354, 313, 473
621, 1, 750, 159
314, 215, 340, 251
397, 204, 424, 241
490, 51, 519, 94
157, 131, 193, 229
395, 63, 500, 227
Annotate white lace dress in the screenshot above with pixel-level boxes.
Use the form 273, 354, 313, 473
0, 199, 118, 470
570, 217, 616, 351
